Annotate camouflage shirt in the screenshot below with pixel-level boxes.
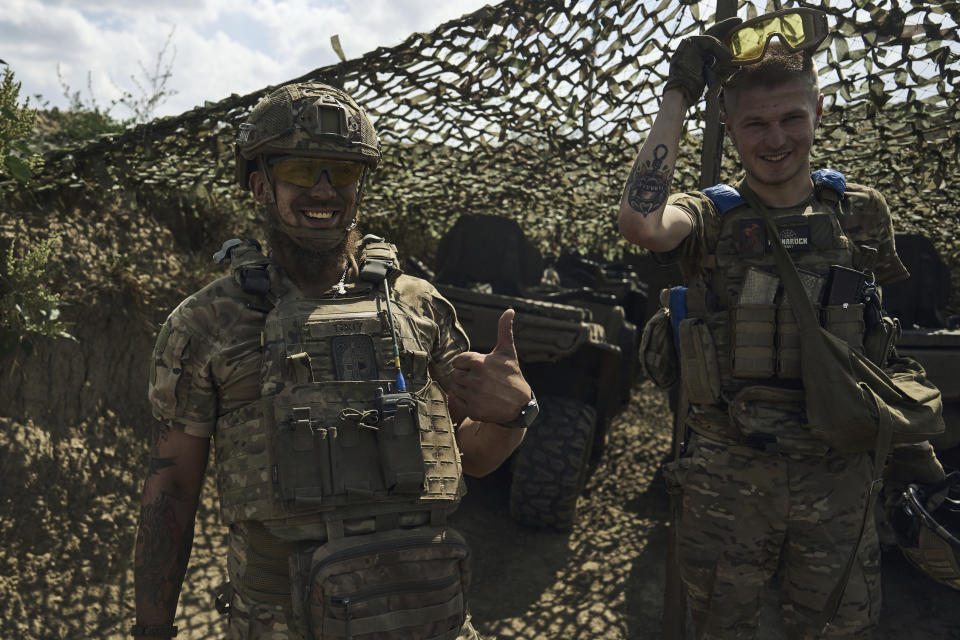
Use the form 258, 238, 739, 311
148, 265, 470, 438
663, 177, 910, 286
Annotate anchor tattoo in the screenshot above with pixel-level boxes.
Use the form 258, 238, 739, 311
627, 144, 671, 216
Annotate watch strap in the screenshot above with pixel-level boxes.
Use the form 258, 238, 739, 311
500, 391, 538, 429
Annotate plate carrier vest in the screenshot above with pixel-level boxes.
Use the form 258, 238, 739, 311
211, 237, 462, 533
669, 170, 877, 449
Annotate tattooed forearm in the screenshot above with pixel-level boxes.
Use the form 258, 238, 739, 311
153, 421, 172, 444
625, 144, 672, 216
134, 493, 196, 618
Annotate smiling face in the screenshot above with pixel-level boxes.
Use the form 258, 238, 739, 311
251, 163, 359, 233
724, 79, 823, 205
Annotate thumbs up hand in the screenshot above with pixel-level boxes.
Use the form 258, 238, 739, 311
448, 309, 533, 425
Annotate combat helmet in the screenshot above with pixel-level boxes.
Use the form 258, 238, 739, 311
889, 470, 960, 591
235, 82, 382, 250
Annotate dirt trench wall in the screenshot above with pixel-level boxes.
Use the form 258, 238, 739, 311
0, 191, 243, 638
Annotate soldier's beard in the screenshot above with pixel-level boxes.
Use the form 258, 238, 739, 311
266, 210, 360, 277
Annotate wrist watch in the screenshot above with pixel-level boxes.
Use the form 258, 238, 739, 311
501, 391, 539, 429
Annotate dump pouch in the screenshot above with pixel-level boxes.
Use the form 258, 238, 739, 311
290, 526, 470, 640
678, 317, 722, 404
640, 305, 679, 389
732, 304, 777, 378
803, 331, 944, 452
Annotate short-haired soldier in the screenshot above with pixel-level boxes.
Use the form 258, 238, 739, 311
619, 10, 944, 639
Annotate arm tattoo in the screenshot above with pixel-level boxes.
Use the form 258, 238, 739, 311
153, 421, 172, 444
148, 457, 175, 476
625, 144, 671, 216
135, 494, 195, 614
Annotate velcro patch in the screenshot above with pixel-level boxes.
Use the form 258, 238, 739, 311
738, 219, 766, 258
778, 223, 811, 251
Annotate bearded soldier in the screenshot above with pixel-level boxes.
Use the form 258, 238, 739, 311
132, 83, 537, 640
621, 10, 944, 640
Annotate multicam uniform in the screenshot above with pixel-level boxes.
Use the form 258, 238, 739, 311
660, 172, 908, 639
148, 241, 478, 640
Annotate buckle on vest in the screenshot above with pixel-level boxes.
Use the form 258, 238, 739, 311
745, 432, 780, 454
239, 266, 271, 295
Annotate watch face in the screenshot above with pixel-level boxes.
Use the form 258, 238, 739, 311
522, 397, 539, 426
502, 396, 538, 429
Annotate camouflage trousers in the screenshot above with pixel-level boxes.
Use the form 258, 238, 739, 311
225, 589, 483, 640
669, 434, 881, 640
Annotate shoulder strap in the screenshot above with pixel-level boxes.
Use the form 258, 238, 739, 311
213, 238, 273, 297
701, 183, 745, 214
738, 183, 892, 634
703, 171, 848, 212
358, 234, 403, 284
811, 169, 846, 206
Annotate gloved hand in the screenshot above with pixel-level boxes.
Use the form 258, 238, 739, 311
664, 17, 743, 107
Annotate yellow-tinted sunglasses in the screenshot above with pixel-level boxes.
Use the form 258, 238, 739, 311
269, 157, 365, 188
724, 8, 828, 64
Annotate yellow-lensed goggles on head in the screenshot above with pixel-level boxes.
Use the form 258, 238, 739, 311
723, 8, 828, 64
269, 156, 365, 188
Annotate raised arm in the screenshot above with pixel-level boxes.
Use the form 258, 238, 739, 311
619, 20, 741, 252
133, 424, 210, 637
618, 89, 697, 252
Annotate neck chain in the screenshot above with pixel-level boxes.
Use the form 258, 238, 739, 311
333, 267, 348, 295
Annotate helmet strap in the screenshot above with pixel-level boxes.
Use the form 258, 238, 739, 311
257, 153, 278, 205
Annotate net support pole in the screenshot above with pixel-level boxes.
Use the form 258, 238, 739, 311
699, 0, 739, 189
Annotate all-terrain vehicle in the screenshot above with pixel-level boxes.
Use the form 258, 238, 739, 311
883, 233, 960, 461
875, 233, 960, 592
409, 215, 645, 531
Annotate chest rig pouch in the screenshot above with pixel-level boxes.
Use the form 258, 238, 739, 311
212, 238, 462, 529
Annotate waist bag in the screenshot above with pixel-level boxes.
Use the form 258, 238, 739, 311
290, 526, 470, 640
743, 185, 944, 454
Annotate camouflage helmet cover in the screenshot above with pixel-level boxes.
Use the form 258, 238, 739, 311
235, 82, 381, 189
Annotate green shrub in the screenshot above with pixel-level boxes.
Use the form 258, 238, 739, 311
0, 235, 75, 355
0, 65, 39, 183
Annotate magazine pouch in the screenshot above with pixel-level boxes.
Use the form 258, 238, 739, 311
732, 304, 776, 379
821, 303, 866, 353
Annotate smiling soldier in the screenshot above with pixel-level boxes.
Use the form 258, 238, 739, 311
131, 82, 537, 640
620, 9, 944, 640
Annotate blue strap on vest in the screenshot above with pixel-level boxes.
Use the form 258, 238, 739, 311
669, 286, 688, 343
702, 170, 847, 213
811, 168, 846, 199
701, 184, 745, 214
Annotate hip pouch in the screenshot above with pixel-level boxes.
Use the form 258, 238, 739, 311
290, 526, 470, 640
677, 317, 722, 404
640, 306, 679, 389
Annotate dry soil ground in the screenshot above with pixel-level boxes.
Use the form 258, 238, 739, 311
1, 382, 958, 639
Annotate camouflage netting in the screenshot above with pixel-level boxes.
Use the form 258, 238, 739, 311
0, 2, 958, 637
2, 0, 959, 299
